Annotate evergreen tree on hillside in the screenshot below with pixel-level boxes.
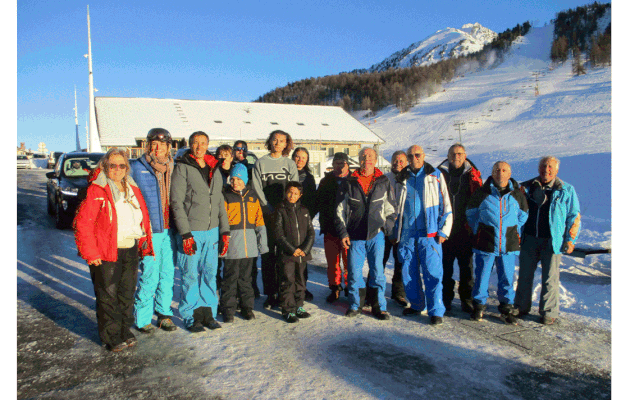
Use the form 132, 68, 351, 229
572, 47, 587, 76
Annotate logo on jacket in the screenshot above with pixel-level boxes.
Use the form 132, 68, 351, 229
261, 167, 291, 182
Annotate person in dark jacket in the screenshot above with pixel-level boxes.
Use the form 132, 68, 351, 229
437, 143, 483, 313
292, 147, 317, 301
216, 144, 234, 187
335, 147, 397, 321
317, 152, 351, 303
171, 131, 230, 333
252, 130, 299, 310
466, 161, 528, 324
130, 128, 178, 334
274, 182, 315, 323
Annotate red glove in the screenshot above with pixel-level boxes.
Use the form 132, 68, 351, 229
219, 234, 230, 257
182, 234, 197, 256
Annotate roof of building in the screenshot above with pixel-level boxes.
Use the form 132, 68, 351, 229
94, 97, 385, 147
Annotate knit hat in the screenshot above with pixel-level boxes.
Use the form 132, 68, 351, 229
230, 163, 249, 185
333, 152, 349, 164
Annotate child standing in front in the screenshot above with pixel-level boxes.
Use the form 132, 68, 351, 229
273, 182, 315, 323
220, 163, 268, 322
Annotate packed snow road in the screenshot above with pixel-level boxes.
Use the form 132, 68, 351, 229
17, 169, 611, 399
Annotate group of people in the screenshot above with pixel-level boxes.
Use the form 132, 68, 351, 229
73, 128, 581, 352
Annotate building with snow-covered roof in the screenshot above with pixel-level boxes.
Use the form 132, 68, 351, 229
94, 97, 385, 161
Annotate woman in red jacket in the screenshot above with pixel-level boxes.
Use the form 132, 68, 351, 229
74, 148, 153, 352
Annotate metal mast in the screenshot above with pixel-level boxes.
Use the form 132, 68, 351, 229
87, 5, 102, 152
74, 85, 81, 151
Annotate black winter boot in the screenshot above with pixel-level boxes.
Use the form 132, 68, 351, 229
187, 308, 205, 333
358, 288, 367, 309
365, 287, 378, 309
326, 285, 342, 303
471, 303, 486, 321
202, 307, 222, 330
498, 302, 518, 325
241, 307, 255, 320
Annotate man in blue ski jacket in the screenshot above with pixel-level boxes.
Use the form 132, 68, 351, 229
466, 161, 529, 324
393, 145, 453, 325
130, 128, 178, 333
514, 156, 581, 325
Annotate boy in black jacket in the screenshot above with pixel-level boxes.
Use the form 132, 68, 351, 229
274, 182, 315, 323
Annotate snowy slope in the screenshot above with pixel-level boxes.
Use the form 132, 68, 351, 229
370, 23, 497, 72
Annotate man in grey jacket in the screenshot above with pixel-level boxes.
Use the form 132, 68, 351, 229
171, 131, 230, 332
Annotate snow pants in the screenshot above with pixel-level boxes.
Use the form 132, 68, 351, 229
400, 236, 446, 317
175, 228, 219, 327
347, 231, 387, 311
442, 230, 474, 309
279, 260, 306, 315
514, 235, 561, 318
324, 233, 348, 290
133, 229, 176, 328
261, 213, 280, 297
220, 257, 255, 316
472, 252, 516, 305
89, 245, 139, 349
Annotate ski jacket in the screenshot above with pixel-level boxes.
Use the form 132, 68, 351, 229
74, 168, 154, 263
252, 154, 299, 214
222, 186, 269, 259
334, 168, 397, 241
466, 177, 529, 255
520, 176, 581, 254
393, 163, 453, 242
130, 156, 173, 233
316, 171, 348, 236
170, 150, 229, 236
274, 200, 315, 263
437, 158, 483, 234
298, 169, 318, 218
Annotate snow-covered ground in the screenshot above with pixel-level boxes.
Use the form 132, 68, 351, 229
16, 24, 612, 399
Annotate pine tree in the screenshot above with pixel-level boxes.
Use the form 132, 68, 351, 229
572, 46, 586, 76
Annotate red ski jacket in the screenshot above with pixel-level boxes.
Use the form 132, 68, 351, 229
73, 168, 154, 263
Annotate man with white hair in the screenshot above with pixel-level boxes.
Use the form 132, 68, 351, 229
514, 156, 581, 325
334, 147, 397, 320
392, 145, 453, 325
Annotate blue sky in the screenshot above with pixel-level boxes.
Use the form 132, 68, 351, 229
16, 0, 606, 152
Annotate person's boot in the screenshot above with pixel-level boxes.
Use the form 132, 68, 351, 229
263, 294, 278, 309
461, 299, 474, 314
371, 305, 391, 321
202, 307, 222, 330
471, 303, 486, 321
241, 307, 255, 320
326, 285, 342, 303
365, 287, 378, 310
358, 288, 367, 309
187, 308, 205, 333
498, 303, 518, 325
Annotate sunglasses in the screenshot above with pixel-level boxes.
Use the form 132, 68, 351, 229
408, 153, 424, 159
108, 163, 127, 170
234, 147, 247, 151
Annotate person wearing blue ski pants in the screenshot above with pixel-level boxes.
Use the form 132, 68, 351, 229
472, 253, 517, 305
347, 231, 387, 312
175, 228, 219, 327
134, 229, 177, 327
400, 236, 446, 317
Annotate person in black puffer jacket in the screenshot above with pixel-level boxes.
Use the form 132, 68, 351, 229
274, 182, 315, 323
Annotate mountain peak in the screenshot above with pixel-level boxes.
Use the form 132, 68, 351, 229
369, 23, 497, 72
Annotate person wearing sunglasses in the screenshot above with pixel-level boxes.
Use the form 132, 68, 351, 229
392, 145, 453, 325
74, 148, 154, 352
129, 128, 178, 334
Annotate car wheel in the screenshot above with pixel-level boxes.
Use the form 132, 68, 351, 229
55, 200, 67, 229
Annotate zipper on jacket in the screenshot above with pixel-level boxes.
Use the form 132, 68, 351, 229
499, 195, 503, 253
241, 192, 248, 258
293, 206, 301, 263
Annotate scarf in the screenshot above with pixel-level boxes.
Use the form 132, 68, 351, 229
146, 152, 174, 229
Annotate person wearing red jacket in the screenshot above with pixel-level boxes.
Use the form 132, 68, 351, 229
74, 148, 154, 352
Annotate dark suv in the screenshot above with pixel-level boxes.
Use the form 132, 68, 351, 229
46, 152, 105, 229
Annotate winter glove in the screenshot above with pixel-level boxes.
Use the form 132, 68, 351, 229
219, 234, 230, 257
562, 241, 575, 254
182, 233, 197, 256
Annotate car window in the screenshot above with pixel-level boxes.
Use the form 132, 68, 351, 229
62, 155, 102, 177
18, 155, 28, 160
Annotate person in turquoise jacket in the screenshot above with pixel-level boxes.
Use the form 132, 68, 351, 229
514, 156, 581, 325
466, 161, 528, 324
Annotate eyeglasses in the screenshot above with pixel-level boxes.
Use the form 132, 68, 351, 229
408, 153, 424, 159
108, 163, 127, 170
234, 147, 247, 151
